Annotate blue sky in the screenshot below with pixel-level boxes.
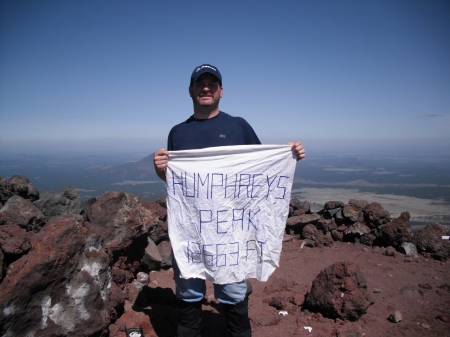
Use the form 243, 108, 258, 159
1, 0, 449, 156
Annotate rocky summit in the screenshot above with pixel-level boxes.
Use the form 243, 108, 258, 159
0, 175, 449, 337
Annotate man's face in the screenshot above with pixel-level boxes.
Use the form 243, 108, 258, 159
189, 73, 223, 107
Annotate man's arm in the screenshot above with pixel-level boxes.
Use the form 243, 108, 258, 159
287, 141, 306, 161
153, 148, 169, 182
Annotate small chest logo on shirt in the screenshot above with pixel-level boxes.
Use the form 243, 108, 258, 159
220, 134, 226, 138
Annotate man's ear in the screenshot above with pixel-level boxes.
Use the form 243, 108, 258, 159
188, 86, 193, 97
220, 86, 223, 98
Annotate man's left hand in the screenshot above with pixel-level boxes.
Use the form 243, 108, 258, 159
288, 141, 306, 161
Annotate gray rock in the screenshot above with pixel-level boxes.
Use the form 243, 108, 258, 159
399, 242, 419, 258
388, 310, 402, 323
157, 240, 173, 268
141, 238, 162, 271
334, 209, 345, 224
309, 203, 324, 214
33, 187, 83, 218
326, 207, 341, 217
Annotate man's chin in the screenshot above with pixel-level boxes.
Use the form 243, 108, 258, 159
197, 99, 215, 107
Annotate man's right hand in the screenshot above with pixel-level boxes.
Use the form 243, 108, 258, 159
154, 148, 169, 181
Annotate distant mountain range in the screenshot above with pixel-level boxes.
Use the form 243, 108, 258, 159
85, 154, 159, 180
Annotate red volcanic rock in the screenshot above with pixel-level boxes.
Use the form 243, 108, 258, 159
86, 191, 159, 255
342, 204, 364, 223
413, 222, 450, 261
302, 224, 334, 248
379, 212, 413, 248
142, 200, 167, 221
109, 282, 125, 322
0, 175, 39, 204
0, 195, 46, 232
344, 222, 371, 239
0, 224, 30, 256
348, 199, 369, 210
302, 224, 319, 240
109, 310, 158, 337
316, 217, 337, 234
303, 261, 374, 321
0, 214, 112, 337
363, 202, 390, 229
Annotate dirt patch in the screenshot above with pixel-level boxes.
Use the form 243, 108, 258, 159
133, 239, 450, 336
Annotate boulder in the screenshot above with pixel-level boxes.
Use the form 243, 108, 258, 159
0, 195, 46, 232
0, 175, 39, 204
360, 233, 378, 246
302, 224, 334, 248
0, 224, 31, 257
398, 242, 419, 258
342, 204, 364, 223
286, 213, 320, 231
0, 214, 112, 337
343, 222, 371, 240
33, 186, 83, 218
302, 224, 319, 240
86, 191, 159, 256
290, 198, 310, 216
348, 199, 368, 209
363, 202, 390, 229
413, 223, 450, 261
303, 261, 374, 321
379, 212, 413, 248
289, 197, 303, 211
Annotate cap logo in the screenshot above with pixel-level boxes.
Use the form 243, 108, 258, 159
196, 65, 217, 73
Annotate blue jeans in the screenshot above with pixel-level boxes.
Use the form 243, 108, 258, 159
173, 257, 247, 305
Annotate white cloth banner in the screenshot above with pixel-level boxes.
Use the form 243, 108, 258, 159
166, 144, 296, 284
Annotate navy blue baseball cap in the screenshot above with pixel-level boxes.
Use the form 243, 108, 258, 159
190, 64, 222, 86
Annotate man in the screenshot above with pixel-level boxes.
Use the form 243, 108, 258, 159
154, 64, 305, 337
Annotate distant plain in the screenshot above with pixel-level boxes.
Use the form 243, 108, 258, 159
1, 149, 449, 229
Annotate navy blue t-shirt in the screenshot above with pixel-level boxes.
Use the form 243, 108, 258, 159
167, 111, 261, 151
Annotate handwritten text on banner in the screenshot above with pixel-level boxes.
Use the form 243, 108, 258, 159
166, 145, 296, 284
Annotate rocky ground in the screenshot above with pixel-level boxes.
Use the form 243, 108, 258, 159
1, 175, 449, 337
116, 238, 450, 337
